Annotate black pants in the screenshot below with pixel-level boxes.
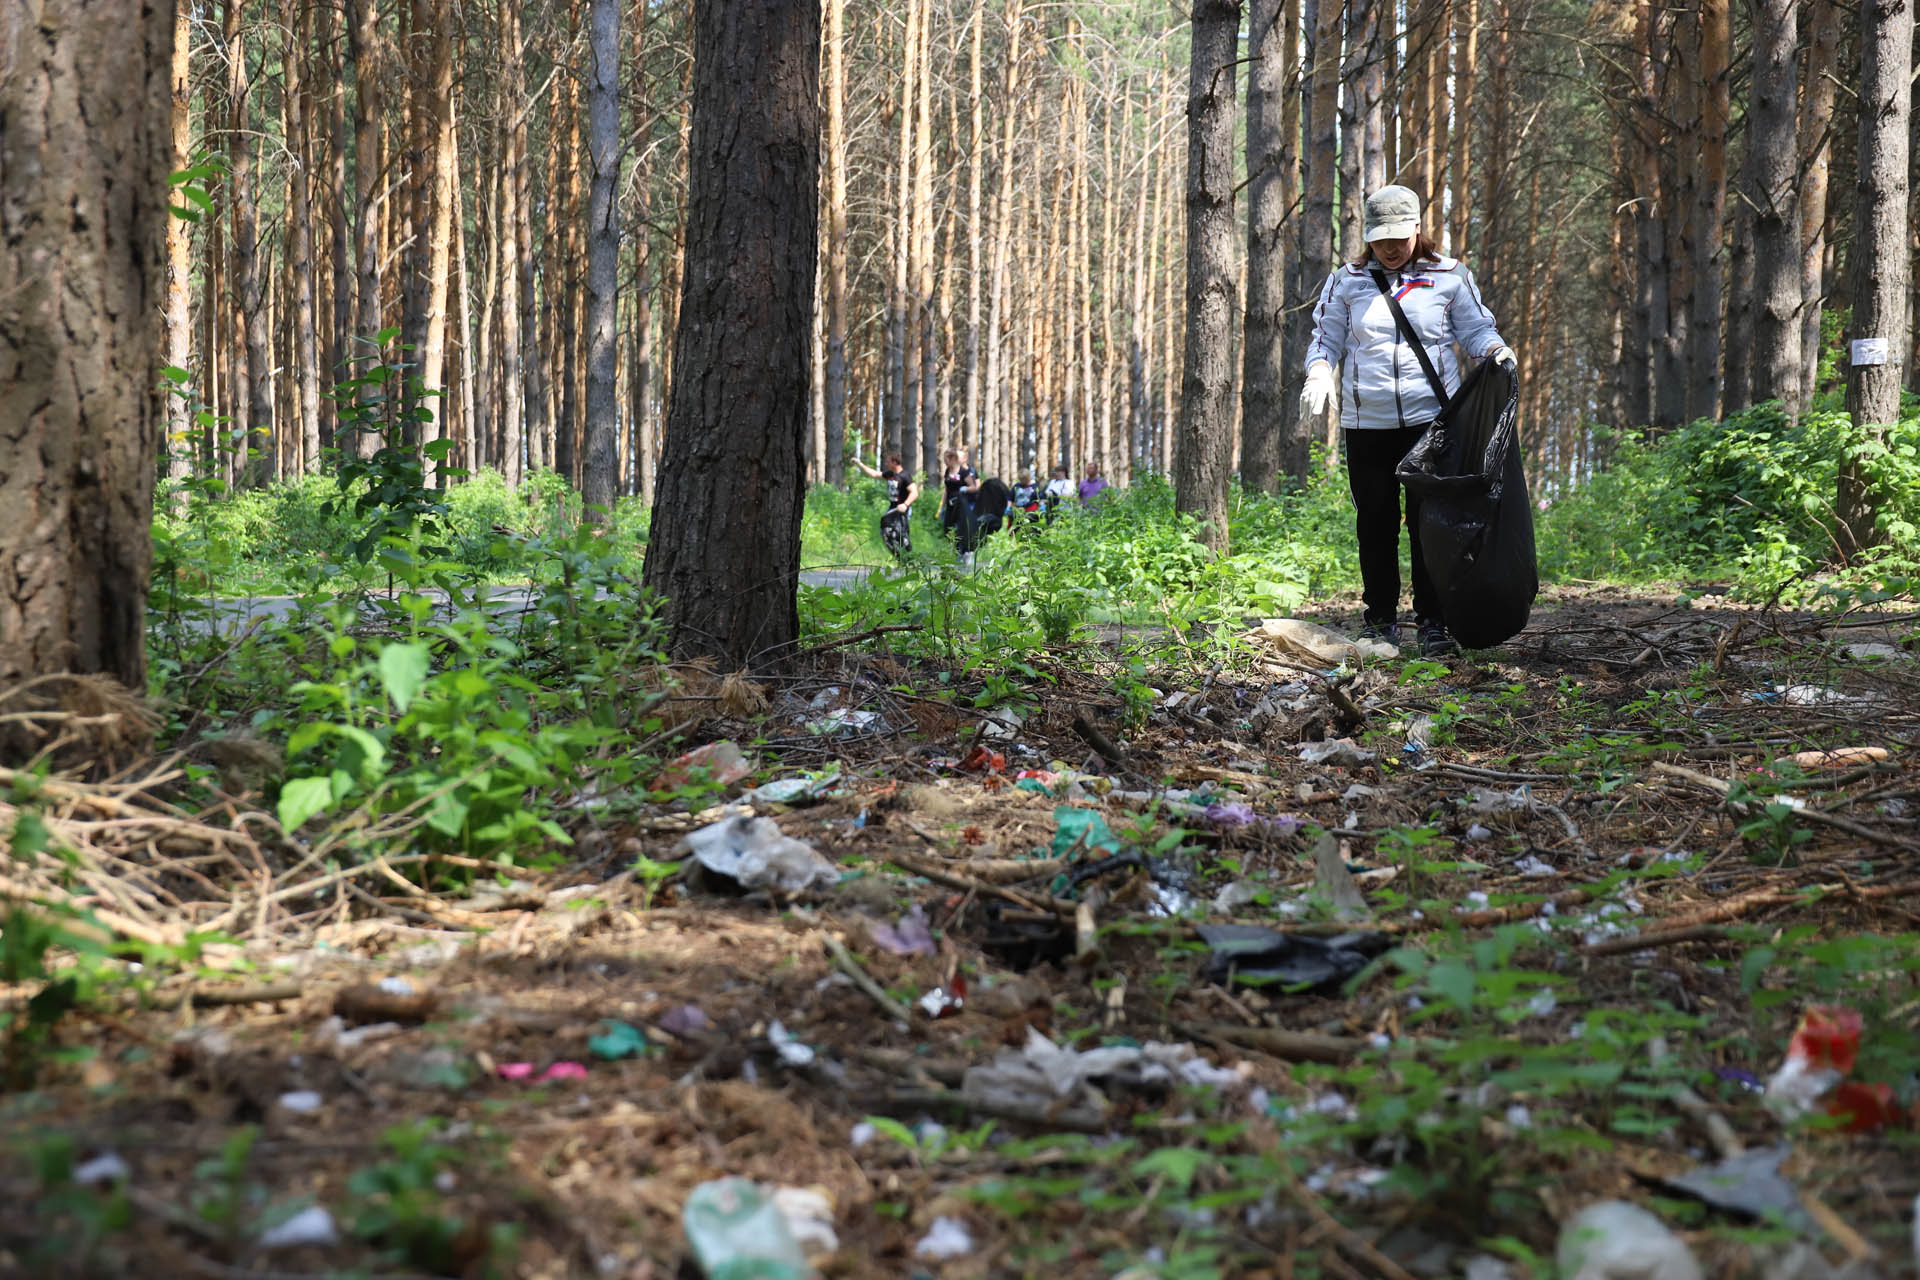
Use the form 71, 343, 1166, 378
1344, 424, 1439, 626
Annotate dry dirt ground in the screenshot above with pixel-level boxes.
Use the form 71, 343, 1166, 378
3, 586, 1918, 1279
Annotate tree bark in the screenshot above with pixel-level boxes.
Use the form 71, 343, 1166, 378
1295, 0, 1339, 459
225, 0, 274, 483
0, 0, 170, 706
1836, 0, 1913, 552
164, 0, 194, 496
285, 12, 323, 475
498, 0, 527, 486
1797, 0, 1843, 399
1241, 0, 1291, 492
1686, 0, 1728, 423
824, 0, 850, 477
583, 0, 622, 514
419, 0, 458, 472
642, 0, 819, 664
351, 0, 386, 398
1747, 0, 1802, 409
1175, 0, 1240, 552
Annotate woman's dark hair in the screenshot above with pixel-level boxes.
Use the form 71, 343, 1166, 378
1351, 230, 1441, 267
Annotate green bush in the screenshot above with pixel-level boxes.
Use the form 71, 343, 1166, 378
1538, 397, 1920, 598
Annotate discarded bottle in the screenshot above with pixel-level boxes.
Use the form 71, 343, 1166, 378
683, 1178, 815, 1280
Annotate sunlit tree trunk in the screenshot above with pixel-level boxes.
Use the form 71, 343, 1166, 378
225, 0, 274, 482
1836, 0, 1912, 552
1747, 0, 1802, 409
823, 0, 850, 477
1241, 0, 1294, 492
1175, 0, 1239, 552
0, 0, 169, 708
1797, 0, 1842, 399
498, 0, 526, 486
983, 0, 1021, 471
1298, 0, 1339, 461
582, 0, 621, 512
1448, 0, 1476, 252
286, 13, 322, 474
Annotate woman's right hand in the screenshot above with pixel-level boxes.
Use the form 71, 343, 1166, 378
1300, 364, 1336, 417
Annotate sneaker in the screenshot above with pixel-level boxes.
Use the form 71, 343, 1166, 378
1417, 617, 1460, 657
1358, 618, 1400, 646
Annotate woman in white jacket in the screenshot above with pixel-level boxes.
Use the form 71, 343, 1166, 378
1301, 185, 1514, 657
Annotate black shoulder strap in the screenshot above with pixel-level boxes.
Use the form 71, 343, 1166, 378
1370, 268, 1450, 409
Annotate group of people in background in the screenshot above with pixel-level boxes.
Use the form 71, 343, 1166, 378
853, 448, 1114, 567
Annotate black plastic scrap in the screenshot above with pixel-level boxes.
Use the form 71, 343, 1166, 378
1196, 924, 1394, 994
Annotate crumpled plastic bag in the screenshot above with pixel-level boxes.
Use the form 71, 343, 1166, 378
1556, 1200, 1701, 1280
1195, 924, 1392, 992
1298, 738, 1376, 767
1244, 618, 1398, 668
961, 1026, 1243, 1109
654, 740, 754, 791
677, 813, 839, 893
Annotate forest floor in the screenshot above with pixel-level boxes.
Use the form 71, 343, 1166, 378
5, 585, 1920, 1280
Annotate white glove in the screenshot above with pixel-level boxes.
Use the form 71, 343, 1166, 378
1490, 345, 1517, 371
1300, 364, 1336, 417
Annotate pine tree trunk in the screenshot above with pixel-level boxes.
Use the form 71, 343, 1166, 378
325, 0, 352, 451
419, 0, 457, 472
1747, 0, 1802, 409
1835, 0, 1913, 552
642, 0, 820, 664
1241, 0, 1291, 492
823, 0, 850, 478
499, 0, 527, 487
914, 0, 938, 476
225, 0, 274, 484
1797, 0, 1842, 398
583, 0, 621, 513
1448, 0, 1476, 252
1296, 0, 1339, 455
1722, 198, 1755, 414
285, 15, 323, 474
1686, 0, 1729, 422
164, 0, 194, 497
983, 0, 1022, 472
0, 0, 169, 707
1175, 0, 1240, 553
351, 0, 385, 391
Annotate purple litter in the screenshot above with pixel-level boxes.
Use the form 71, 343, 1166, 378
870, 904, 937, 957
1713, 1066, 1763, 1092
659, 1004, 710, 1035
1205, 802, 1257, 828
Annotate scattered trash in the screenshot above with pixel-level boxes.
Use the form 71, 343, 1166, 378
1297, 738, 1376, 767
1763, 1005, 1897, 1131
918, 978, 966, 1018
1204, 801, 1258, 828
313, 1015, 404, 1052
1470, 785, 1535, 815
914, 1216, 975, 1261
1013, 768, 1059, 794
372, 1047, 470, 1092
848, 1121, 876, 1148
1466, 823, 1494, 841
805, 708, 881, 736
1640, 1144, 1811, 1233
768, 1020, 816, 1067
73, 1152, 130, 1186
1404, 714, 1437, 759
376, 976, 415, 997
655, 740, 754, 791
1310, 832, 1371, 921
1782, 746, 1891, 769
959, 743, 1006, 773
978, 708, 1024, 739
1244, 617, 1398, 667
659, 1004, 710, 1036
744, 768, 842, 806
682, 1177, 816, 1279
1052, 806, 1122, 858
1212, 880, 1262, 913
277, 1090, 324, 1113
961, 1027, 1243, 1111
588, 1020, 655, 1061
499, 1060, 590, 1082
1341, 784, 1381, 800
678, 813, 840, 893
1515, 855, 1556, 877
1714, 1066, 1764, 1093
1841, 642, 1905, 661
869, 904, 937, 957
333, 982, 439, 1025
1464, 1254, 1518, 1280
1556, 1201, 1702, 1280
769, 1186, 838, 1258
1195, 924, 1392, 993
259, 1205, 342, 1251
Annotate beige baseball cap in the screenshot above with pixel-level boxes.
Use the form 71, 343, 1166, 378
1364, 185, 1421, 241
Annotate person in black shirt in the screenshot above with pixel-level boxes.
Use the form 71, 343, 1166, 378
851, 452, 918, 557
939, 448, 981, 562
1010, 469, 1041, 532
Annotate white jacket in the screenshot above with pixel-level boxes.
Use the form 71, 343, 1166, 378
1305, 255, 1507, 431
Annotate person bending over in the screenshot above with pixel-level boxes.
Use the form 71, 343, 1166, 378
851, 453, 918, 557
1301, 183, 1514, 658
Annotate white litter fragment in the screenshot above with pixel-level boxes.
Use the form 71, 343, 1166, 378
848, 1121, 876, 1149
1556, 1200, 1701, 1280
1466, 823, 1494, 841
1505, 1104, 1534, 1129
1244, 617, 1398, 666
767, 1020, 816, 1067
314, 1015, 404, 1052
259, 1206, 341, 1250
678, 813, 840, 893
1342, 784, 1382, 800
73, 1153, 130, 1186
1525, 989, 1558, 1018
1470, 786, 1535, 815
376, 977, 414, 997
1298, 738, 1376, 767
1843, 642, 1904, 661
1515, 855, 1556, 877
277, 1090, 324, 1114
914, 1216, 975, 1260
960, 1028, 1245, 1109
771, 1185, 839, 1257
1212, 880, 1262, 913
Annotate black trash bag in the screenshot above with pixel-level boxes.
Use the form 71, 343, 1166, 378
963, 477, 1013, 550
1195, 924, 1393, 994
1394, 358, 1537, 649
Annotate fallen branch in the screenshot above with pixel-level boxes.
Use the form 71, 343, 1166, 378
822, 933, 917, 1025
1652, 760, 1920, 851
1071, 712, 1132, 772
887, 850, 1073, 916
1583, 924, 1728, 957
142, 982, 304, 1012
791, 622, 923, 660
878, 1086, 1109, 1134
1175, 1022, 1364, 1065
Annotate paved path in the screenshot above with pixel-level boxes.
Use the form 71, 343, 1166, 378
178, 567, 875, 634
